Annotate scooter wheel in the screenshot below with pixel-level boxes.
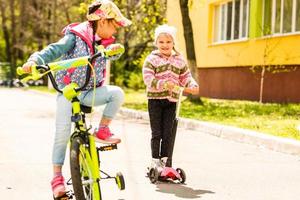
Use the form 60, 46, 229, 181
176, 168, 186, 183
149, 168, 159, 184
146, 167, 150, 177
115, 172, 125, 190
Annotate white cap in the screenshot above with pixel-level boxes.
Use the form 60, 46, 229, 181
154, 24, 177, 43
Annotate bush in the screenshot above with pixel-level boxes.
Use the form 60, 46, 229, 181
128, 72, 145, 90
0, 62, 11, 80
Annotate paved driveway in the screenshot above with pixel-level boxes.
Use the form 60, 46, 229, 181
0, 88, 300, 200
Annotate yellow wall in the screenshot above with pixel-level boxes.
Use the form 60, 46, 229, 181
166, 1, 187, 59
167, 0, 300, 68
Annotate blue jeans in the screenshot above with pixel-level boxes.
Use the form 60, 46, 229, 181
52, 85, 124, 165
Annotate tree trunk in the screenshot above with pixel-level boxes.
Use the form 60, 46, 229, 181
179, 0, 198, 81
179, 0, 201, 102
18, 0, 27, 60
9, 0, 16, 77
52, 0, 57, 41
259, 67, 265, 103
0, 1, 12, 65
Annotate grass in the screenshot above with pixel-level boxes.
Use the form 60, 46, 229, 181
123, 89, 300, 141
29, 86, 300, 141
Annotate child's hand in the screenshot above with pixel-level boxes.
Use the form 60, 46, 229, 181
163, 81, 175, 91
184, 87, 199, 95
22, 61, 36, 73
105, 43, 125, 60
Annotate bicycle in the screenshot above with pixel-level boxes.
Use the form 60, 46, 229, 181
17, 44, 126, 200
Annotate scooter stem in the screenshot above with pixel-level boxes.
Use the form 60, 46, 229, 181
175, 87, 184, 118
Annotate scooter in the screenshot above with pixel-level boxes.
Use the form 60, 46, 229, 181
148, 162, 186, 184
147, 87, 186, 184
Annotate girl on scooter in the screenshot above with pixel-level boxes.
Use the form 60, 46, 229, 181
142, 24, 199, 170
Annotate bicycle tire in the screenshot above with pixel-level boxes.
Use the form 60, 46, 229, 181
70, 136, 101, 200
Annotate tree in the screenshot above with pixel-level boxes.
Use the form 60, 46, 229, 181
179, 0, 201, 101
179, 0, 198, 82
0, 0, 167, 90
0, 0, 11, 65
111, 0, 167, 87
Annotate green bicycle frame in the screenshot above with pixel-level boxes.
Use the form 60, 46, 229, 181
71, 95, 101, 199
78, 138, 101, 200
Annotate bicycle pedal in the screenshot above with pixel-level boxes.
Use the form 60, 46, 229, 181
54, 190, 74, 200
53, 193, 70, 200
98, 144, 118, 151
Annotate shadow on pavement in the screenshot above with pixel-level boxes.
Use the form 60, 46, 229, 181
155, 183, 214, 199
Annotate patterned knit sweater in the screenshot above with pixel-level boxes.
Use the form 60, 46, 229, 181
142, 50, 198, 102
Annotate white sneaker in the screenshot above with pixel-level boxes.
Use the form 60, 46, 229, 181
150, 158, 164, 171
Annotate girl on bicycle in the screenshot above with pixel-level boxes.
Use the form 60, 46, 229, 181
21, 0, 131, 198
142, 24, 199, 169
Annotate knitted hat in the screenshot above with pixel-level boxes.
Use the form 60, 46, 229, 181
154, 24, 177, 43
87, 0, 132, 27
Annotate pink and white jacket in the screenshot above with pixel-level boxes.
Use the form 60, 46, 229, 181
142, 50, 198, 102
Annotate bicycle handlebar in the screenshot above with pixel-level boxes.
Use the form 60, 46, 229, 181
17, 43, 125, 93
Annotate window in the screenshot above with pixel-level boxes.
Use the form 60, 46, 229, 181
263, 0, 273, 34
213, 0, 249, 43
283, 0, 293, 33
263, 0, 300, 35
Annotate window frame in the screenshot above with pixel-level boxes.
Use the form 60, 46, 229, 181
213, 0, 250, 44
262, 0, 300, 36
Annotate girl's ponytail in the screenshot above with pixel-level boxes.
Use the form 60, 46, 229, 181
90, 21, 98, 54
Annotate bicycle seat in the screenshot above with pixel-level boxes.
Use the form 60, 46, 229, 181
80, 104, 92, 114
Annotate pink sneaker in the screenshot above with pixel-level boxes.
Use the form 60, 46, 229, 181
51, 175, 66, 198
95, 126, 121, 144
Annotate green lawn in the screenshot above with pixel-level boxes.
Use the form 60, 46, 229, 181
123, 89, 300, 141
30, 87, 300, 141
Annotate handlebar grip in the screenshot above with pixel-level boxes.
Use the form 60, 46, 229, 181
16, 65, 41, 83
104, 44, 125, 57
16, 67, 27, 75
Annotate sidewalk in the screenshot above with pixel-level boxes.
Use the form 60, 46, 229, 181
119, 108, 300, 156
3, 88, 300, 200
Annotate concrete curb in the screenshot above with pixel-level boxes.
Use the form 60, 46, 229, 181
119, 108, 300, 156
25, 89, 300, 156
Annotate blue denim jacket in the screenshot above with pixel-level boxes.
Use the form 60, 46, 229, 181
28, 22, 107, 90
29, 34, 76, 65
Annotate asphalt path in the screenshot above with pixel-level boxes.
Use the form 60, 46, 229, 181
1, 88, 300, 200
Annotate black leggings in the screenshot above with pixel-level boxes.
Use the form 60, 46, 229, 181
148, 99, 176, 160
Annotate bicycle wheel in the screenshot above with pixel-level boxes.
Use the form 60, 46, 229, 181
70, 136, 101, 200
115, 172, 125, 190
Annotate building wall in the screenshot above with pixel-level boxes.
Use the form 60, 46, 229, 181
188, 0, 300, 68
166, 0, 300, 103
199, 66, 300, 103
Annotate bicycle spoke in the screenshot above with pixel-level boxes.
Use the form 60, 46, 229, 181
79, 147, 94, 199
70, 137, 101, 200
